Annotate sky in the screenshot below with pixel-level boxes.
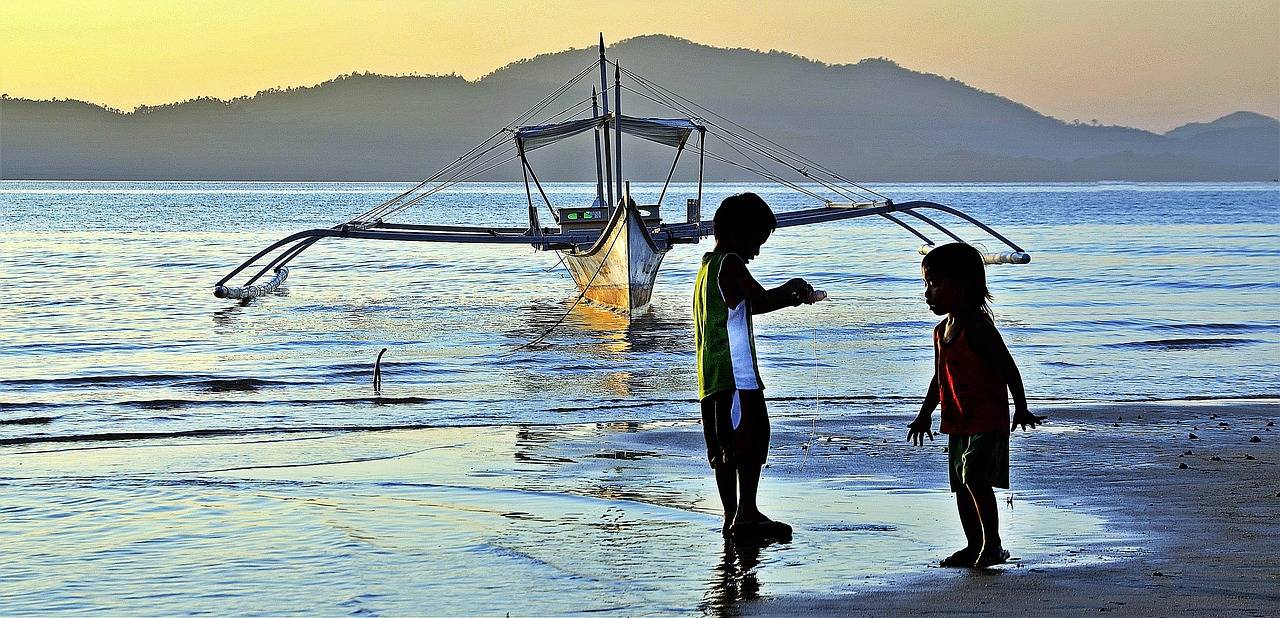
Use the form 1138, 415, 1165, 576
2, 0, 1277, 133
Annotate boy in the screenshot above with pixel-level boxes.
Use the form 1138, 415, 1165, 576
694, 192, 818, 541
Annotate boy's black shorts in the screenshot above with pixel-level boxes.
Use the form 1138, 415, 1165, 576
700, 389, 769, 469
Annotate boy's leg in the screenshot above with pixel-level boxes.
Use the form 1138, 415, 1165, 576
714, 467, 738, 534
735, 462, 762, 523
702, 393, 737, 533
729, 390, 786, 537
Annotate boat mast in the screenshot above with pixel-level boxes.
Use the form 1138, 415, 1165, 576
591, 88, 605, 207
614, 62, 623, 206
597, 34, 614, 210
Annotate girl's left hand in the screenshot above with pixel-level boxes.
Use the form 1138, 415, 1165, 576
907, 415, 934, 446
1011, 409, 1047, 432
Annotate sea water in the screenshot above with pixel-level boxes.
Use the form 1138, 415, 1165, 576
1, 181, 1277, 613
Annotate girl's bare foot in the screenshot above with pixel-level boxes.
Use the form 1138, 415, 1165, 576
973, 547, 1010, 568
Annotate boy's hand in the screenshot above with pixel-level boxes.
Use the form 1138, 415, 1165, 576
1011, 409, 1047, 432
907, 414, 934, 446
782, 278, 814, 305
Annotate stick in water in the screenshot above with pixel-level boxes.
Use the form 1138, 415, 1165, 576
374, 347, 388, 395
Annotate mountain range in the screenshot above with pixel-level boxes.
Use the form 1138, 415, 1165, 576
2, 35, 1277, 181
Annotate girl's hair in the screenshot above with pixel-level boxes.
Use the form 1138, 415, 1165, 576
922, 242, 994, 321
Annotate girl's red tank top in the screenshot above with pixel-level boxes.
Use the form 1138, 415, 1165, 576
935, 320, 1010, 435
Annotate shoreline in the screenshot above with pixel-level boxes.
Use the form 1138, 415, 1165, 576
2, 400, 1276, 614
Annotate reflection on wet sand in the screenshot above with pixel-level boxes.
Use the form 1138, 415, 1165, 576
702, 539, 769, 616
512, 423, 707, 513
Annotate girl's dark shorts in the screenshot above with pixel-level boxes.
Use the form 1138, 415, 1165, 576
948, 432, 1010, 492
700, 389, 769, 469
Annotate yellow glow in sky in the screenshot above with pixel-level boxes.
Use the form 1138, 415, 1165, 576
2, 0, 1277, 132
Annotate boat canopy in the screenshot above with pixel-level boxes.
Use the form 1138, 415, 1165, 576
516, 114, 703, 152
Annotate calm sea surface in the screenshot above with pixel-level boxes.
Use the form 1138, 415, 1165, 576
0, 181, 1277, 613
2, 181, 1276, 440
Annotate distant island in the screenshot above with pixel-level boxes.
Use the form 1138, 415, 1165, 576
2, 35, 1277, 181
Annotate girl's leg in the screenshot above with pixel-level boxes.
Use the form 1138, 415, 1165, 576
941, 488, 984, 566
969, 483, 1008, 566
957, 489, 984, 549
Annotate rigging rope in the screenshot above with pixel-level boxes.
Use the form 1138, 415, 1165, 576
373, 97, 599, 223
617, 81, 869, 205
615, 63, 889, 203
349, 60, 601, 224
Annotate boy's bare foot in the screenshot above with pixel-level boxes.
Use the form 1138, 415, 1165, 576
939, 546, 980, 568
973, 547, 1010, 568
730, 516, 792, 542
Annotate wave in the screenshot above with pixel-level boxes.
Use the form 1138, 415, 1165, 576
1114, 394, 1280, 403
0, 423, 442, 447
1, 374, 196, 387
1105, 338, 1263, 350
0, 374, 311, 391
0, 416, 56, 425
0, 396, 441, 413
1148, 323, 1278, 334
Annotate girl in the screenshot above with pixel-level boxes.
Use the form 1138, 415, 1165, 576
907, 242, 1045, 568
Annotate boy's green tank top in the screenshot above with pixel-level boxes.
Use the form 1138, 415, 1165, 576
694, 251, 763, 399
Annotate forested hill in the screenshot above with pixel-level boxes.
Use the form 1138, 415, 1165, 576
3, 35, 1276, 181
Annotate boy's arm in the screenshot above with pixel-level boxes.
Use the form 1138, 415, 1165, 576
908, 374, 938, 446
718, 255, 812, 315
967, 319, 1046, 430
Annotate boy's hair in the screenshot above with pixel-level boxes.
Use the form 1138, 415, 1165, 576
713, 192, 777, 241
922, 242, 994, 320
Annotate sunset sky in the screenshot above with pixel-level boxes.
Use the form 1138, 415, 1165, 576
2, 0, 1277, 132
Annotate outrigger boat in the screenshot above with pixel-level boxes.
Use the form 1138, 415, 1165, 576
215, 36, 1029, 317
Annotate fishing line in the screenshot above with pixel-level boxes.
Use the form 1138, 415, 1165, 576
798, 304, 822, 471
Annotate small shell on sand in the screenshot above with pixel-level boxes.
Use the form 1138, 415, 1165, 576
1250, 436, 1262, 443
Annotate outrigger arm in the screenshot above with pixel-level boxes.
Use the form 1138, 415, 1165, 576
661, 199, 1031, 264
213, 199, 1028, 300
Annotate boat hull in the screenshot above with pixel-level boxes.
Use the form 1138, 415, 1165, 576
561, 203, 668, 316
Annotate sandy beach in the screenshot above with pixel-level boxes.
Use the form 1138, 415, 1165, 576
4, 398, 1275, 615
746, 399, 1280, 616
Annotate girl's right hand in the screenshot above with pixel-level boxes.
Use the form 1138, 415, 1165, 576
907, 415, 934, 446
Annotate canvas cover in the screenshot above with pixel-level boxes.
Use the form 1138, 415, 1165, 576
516, 114, 703, 151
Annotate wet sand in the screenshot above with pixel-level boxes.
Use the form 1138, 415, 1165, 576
744, 400, 1280, 616
2, 400, 1276, 614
